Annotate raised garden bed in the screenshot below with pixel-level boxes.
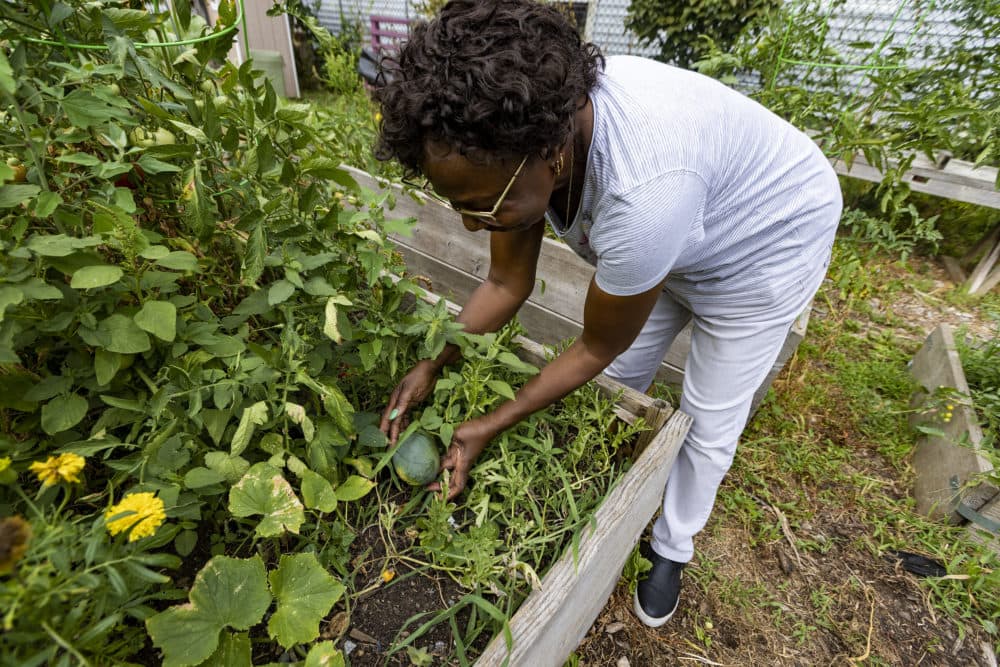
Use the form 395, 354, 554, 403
403, 287, 692, 666
910, 324, 1000, 554
318, 327, 690, 666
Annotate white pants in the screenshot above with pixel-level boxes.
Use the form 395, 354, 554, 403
605, 256, 832, 563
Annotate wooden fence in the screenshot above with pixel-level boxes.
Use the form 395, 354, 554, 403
830, 150, 1000, 296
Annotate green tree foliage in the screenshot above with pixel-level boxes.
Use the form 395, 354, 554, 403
625, 0, 781, 69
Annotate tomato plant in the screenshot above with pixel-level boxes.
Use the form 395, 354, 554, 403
0, 3, 648, 664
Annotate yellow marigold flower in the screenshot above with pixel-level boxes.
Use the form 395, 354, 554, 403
0, 515, 32, 575
0, 457, 13, 485
105, 492, 166, 542
29, 452, 85, 487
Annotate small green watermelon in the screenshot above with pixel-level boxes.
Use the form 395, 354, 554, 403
392, 430, 440, 486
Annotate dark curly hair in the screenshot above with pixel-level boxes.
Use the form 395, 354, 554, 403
374, 0, 604, 176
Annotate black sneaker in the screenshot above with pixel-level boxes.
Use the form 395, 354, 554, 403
632, 541, 684, 628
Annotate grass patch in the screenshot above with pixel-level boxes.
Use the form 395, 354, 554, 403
680, 237, 1000, 659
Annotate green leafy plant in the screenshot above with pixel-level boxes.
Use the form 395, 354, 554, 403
277, 1, 361, 96
692, 0, 998, 255
146, 553, 343, 664
0, 3, 659, 664
621, 543, 653, 595
0, 1, 446, 662
626, 0, 782, 68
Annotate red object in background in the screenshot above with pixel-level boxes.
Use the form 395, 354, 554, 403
114, 162, 147, 190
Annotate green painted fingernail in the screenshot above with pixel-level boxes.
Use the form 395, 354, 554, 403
389, 409, 399, 420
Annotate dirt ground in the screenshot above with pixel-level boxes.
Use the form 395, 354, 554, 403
574, 260, 999, 667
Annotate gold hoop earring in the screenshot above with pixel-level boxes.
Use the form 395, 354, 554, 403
554, 153, 564, 176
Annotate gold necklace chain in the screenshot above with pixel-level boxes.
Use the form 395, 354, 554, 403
564, 125, 574, 224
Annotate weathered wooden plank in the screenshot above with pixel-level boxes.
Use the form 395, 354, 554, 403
475, 410, 693, 667
967, 236, 1000, 295
962, 224, 1000, 264
974, 265, 1000, 297
394, 243, 586, 349
400, 273, 672, 425
830, 155, 1000, 208
401, 272, 673, 422
514, 335, 674, 453
909, 324, 997, 522
965, 493, 1000, 556
941, 256, 968, 285
949, 223, 999, 296
829, 153, 1000, 210
829, 156, 884, 186
908, 153, 999, 191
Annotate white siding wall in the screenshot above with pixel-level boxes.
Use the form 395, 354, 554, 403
585, 0, 658, 57
313, 0, 984, 82
316, 0, 415, 44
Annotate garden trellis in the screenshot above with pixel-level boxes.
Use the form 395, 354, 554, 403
742, 0, 996, 157
18, 0, 248, 54
698, 0, 1000, 294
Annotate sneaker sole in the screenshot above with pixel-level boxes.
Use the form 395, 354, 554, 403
632, 589, 679, 628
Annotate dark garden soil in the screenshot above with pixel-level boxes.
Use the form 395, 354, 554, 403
338, 523, 485, 666
331, 492, 498, 666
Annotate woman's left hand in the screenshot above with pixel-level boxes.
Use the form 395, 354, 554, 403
427, 418, 496, 500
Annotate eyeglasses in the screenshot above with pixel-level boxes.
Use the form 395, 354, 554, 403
402, 155, 528, 225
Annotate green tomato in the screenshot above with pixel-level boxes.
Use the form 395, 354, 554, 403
5, 159, 26, 183
153, 128, 176, 146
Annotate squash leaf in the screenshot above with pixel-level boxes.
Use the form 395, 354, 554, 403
229, 463, 305, 537
146, 556, 270, 667
267, 553, 345, 648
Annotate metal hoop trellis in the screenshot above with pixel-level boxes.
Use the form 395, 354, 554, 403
18, 0, 249, 56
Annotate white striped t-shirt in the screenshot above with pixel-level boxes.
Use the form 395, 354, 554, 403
548, 56, 842, 307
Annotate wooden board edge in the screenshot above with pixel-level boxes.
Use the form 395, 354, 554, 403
909, 324, 996, 520
474, 409, 693, 666
964, 493, 1000, 559
941, 256, 968, 285
512, 335, 674, 455
393, 276, 666, 425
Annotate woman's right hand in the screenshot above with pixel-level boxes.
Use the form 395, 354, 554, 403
379, 361, 439, 444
